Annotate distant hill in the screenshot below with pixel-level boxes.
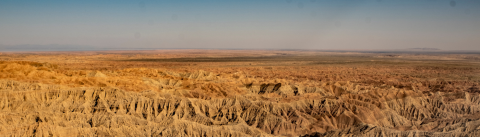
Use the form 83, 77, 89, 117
0, 44, 98, 51
407, 48, 441, 51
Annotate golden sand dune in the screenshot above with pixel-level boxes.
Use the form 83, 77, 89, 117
0, 50, 479, 136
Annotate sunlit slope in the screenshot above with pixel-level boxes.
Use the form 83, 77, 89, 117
1, 58, 480, 136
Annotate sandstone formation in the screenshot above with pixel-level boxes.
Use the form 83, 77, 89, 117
0, 50, 479, 136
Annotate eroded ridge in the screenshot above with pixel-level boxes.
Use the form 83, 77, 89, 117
0, 51, 480, 136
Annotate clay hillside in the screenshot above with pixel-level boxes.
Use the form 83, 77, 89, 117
0, 50, 480, 137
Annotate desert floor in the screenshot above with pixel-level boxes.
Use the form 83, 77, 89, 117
0, 50, 479, 136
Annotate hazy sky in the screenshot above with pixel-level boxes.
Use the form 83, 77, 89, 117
1, 0, 479, 50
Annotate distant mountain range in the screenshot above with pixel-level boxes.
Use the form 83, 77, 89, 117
0, 44, 98, 51
406, 48, 441, 51
0, 45, 167, 51
1, 45, 476, 54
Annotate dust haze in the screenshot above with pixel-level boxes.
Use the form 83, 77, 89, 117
2, 0, 480, 136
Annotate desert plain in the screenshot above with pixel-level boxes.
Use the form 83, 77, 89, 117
0, 50, 479, 137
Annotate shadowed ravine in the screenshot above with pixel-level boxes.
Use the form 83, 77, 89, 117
0, 50, 480, 136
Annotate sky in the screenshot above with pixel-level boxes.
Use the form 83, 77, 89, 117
0, 0, 479, 51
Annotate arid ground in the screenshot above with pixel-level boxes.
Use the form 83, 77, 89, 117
1, 50, 480, 136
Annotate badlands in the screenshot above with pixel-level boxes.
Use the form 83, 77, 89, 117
0, 50, 479, 137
